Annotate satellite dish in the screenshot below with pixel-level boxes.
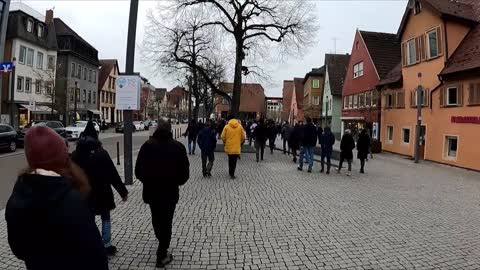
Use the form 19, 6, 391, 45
408, 0, 415, 8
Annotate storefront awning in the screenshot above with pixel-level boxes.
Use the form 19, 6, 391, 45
340, 116, 365, 120
19, 104, 56, 114
88, 109, 101, 115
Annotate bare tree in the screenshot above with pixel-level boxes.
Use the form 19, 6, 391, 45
174, 0, 317, 116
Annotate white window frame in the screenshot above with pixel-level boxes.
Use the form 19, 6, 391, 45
386, 93, 394, 108
93, 71, 97, 83
26, 48, 34, 67
353, 94, 358, 108
402, 128, 411, 145
446, 86, 459, 106
353, 62, 364, 78
407, 39, 416, 66
38, 24, 44, 38
47, 55, 56, 70
25, 77, 32, 93
17, 76, 24, 92
77, 64, 82, 79
426, 29, 439, 59
343, 96, 348, 109
349, 95, 353, 109
312, 79, 320, 89
84, 67, 87, 80
371, 91, 378, 107
71, 62, 76, 77
36, 52, 43, 69
313, 96, 320, 105
444, 135, 458, 161
387, 126, 394, 144
35, 80, 42, 94
27, 19, 33, 33
19, 46, 26, 64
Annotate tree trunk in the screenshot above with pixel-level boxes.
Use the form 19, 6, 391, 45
231, 38, 243, 117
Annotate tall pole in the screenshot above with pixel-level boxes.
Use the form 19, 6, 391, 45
9, 59, 16, 127
123, 0, 139, 185
414, 85, 422, 163
74, 81, 78, 123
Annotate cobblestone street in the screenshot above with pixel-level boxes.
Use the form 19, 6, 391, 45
2, 139, 480, 269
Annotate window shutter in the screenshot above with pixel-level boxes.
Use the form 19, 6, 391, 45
415, 37, 421, 63
468, 83, 474, 105
392, 93, 397, 108
410, 91, 414, 107
437, 27, 443, 56
420, 34, 427, 61
423, 89, 429, 106
458, 84, 463, 106
440, 87, 445, 107
402, 43, 407, 66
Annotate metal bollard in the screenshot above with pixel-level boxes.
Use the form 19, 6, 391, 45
116, 141, 120, 165
174, 129, 177, 139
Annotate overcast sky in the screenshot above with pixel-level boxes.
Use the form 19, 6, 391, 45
19, 0, 408, 96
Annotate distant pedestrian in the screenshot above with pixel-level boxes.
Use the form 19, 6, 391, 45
317, 125, 323, 145
281, 122, 292, 155
267, 120, 277, 154
337, 129, 355, 176
71, 120, 129, 256
221, 114, 246, 179
135, 120, 190, 268
6, 126, 108, 270
320, 126, 335, 174
184, 119, 198, 155
249, 121, 257, 146
297, 117, 317, 173
216, 119, 225, 139
356, 129, 371, 174
289, 122, 302, 163
253, 119, 267, 162
198, 120, 217, 177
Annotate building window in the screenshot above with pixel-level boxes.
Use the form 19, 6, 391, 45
35, 80, 42, 94
93, 71, 97, 83
407, 39, 416, 65
313, 96, 320, 105
349, 95, 353, 109
36, 52, 43, 69
387, 126, 394, 143
414, 89, 428, 106
70, 89, 74, 102
353, 62, 364, 78
112, 78, 116, 89
343, 96, 348, 109
359, 93, 365, 108
17, 76, 24, 92
38, 24, 44, 38
46, 82, 53, 95
386, 93, 394, 108
372, 91, 378, 107
76, 89, 80, 102
427, 29, 439, 59
447, 87, 458, 106
88, 70, 92, 82
414, 0, 422, 15
27, 19, 33, 32
88, 91, 92, 104
468, 83, 480, 105
19, 46, 26, 64
445, 136, 458, 159
26, 48, 34, 66
312, 79, 320, 89
25, 78, 32, 93
365, 91, 371, 107
353, 94, 358, 108
77, 65, 82, 78
402, 128, 410, 144
82, 89, 86, 102
84, 67, 87, 80
101, 91, 105, 103
48, 56, 55, 70
71, 63, 76, 77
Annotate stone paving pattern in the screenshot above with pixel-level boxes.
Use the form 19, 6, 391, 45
2, 138, 480, 269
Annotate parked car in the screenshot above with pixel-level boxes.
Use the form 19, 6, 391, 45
17, 121, 66, 146
143, 120, 151, 131
0, 124, 18, 152
115, 122, 136, 133
66, 121, 100, 139
133, 121, 145, 131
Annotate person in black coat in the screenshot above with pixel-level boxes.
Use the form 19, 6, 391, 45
135, 120, 190, 268
289, 122, 303, 163
6, 126, 108, 270
317, 126, 323, 146
356, 129, 371, 173
320, 126, 336, 174
266, 120, 277, 154
184, 119, 199, 155
197, 120, 217, 177
71, 121, 128, 256
253, 119, 268, 162
298, 117, 317, 172
337, 129, 356, 176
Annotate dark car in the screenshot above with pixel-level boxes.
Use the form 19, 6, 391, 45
0, 124, 18, 152
18, 121, 66, 146
115, 122, 136, 133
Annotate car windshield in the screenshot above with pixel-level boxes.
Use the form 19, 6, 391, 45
34, 122, 48, 127
72, 122, 87, 127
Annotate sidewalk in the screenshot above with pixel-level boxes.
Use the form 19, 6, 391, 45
1, 137, 480, 269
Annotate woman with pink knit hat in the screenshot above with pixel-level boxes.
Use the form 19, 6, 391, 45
5, 126, 109, 270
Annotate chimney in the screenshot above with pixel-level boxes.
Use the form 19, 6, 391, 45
45, 9, 53, 25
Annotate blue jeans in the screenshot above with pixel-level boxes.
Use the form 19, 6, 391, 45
101, 212, 112, 248
188, 138, 197, 154
299, 146, 314, 171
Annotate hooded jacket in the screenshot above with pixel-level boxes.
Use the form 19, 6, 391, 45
6, 172, 108, 270
197, 126, 217, 154
221, 119, 246, 155
135, 129, 190, 204
71, 136, 128, 215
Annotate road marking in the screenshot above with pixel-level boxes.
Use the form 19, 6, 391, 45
0, 150, 25, 159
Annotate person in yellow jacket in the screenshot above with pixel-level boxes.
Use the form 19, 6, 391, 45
221, 114, 246, 179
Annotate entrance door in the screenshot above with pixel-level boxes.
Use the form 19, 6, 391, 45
418, 125, 426, 160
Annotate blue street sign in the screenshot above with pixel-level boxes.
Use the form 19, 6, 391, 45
0, 62, 14, 73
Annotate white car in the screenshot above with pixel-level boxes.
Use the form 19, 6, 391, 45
66, 121, 100, 139
133, 121, 145, 131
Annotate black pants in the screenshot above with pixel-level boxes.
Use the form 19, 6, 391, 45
360, 159, 366, 172
283, 139, 289, 154
228, 154, 239, 177
255, 141, 265, 161
149, 202, 177, 260
338, 157, 352, 171
291, 147, 298, 162
321, 151, 332, 172
201, 152, 215, 175
268, 138, 275, 154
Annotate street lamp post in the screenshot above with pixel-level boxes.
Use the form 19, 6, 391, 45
9, 58, 16, 127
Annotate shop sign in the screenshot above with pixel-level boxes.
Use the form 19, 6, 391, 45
372, 122, 379, 140
451, 116, 480, 124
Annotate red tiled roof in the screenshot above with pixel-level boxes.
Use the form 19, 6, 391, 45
440, 24, 480, 76
378, 62, 403, 87
360, 30, 401, 80
324, 54, 350, 96
293, 78, 304, 109
98, 59, 118, 89
219, 82, 265, 94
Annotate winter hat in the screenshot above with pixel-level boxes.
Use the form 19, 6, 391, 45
25, 126, 69, 173
82, 120, 98, 139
